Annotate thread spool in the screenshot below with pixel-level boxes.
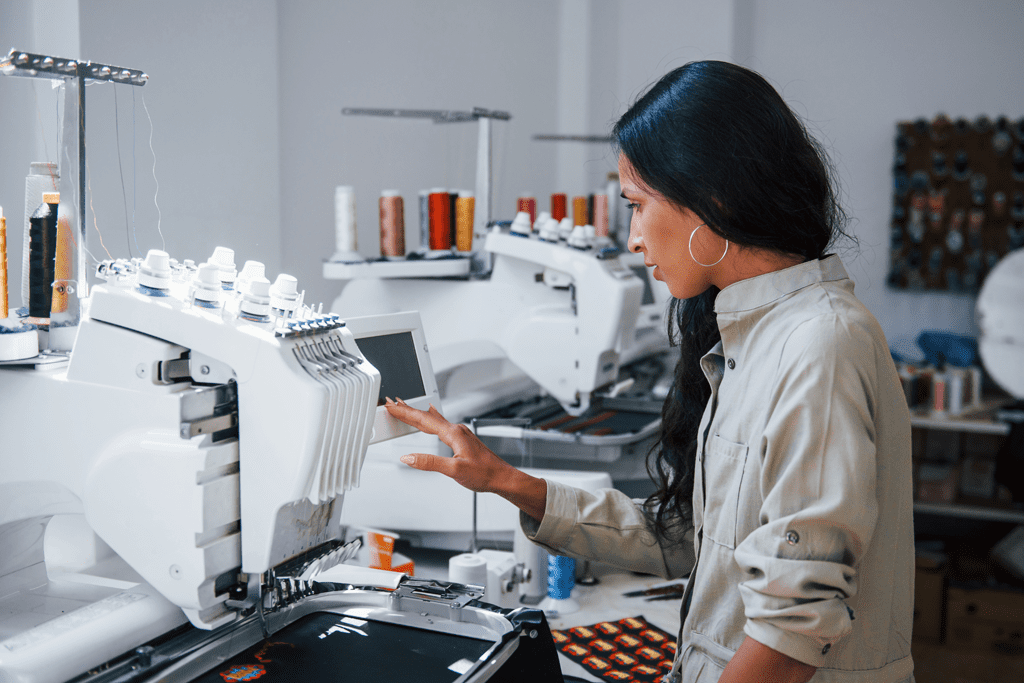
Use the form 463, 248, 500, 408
23, 162, 58, 309
28, 192, 59, 320
379, 190, 405, 258
606, 172, 620, 239
449, 192, 459, 247
547, 554, 575, 599
550, 193, 567, 222
572, 196, 588, 227
418, 190, 429, 252
428, 188, 451, 251
1, 207, 7, 319
448, 553, 487, 588
514, 525, 547, 604
518, 195, 537, 224
334, 185, 361, 261
455, 191, 475, 252
50, 212, 73, 313
593, 193, 609, 237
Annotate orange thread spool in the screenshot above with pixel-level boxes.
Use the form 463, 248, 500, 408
428, 189, 451, 250
51, 212, 73, 314
379, 190, 405, 257
573, 196, 588, 226
517, 195, 536, 224
455, 191, 475, 252
594, 193, 609, 237
551, 193, 567, 222
0, 209, 7, 319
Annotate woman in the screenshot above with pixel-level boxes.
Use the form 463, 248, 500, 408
385, 61, 914, 683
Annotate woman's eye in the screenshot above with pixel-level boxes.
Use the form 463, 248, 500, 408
624, 202, 639, 211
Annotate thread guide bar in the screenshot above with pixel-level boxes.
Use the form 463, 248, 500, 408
1, 49, 148, 85
532, 134, 613, 143
341, 107, 510, 124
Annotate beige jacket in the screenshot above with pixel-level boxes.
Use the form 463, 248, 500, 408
523, 256, 915, 683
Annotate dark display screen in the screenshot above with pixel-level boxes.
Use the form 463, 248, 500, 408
356, 331, 426, 405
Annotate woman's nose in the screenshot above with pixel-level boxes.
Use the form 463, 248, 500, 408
627, 222, 643, 253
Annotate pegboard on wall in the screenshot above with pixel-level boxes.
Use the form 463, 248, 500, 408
888, 115, 1024, 292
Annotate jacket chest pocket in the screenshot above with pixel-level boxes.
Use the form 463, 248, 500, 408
700, 435, 749, 549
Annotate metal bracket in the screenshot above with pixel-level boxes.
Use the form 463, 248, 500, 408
388, 577, 484, 622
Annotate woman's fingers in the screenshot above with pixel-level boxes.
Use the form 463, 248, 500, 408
385, 399, 470, 449
398, 452, 454, 476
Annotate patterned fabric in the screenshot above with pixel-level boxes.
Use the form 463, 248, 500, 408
553, 616, 676, 682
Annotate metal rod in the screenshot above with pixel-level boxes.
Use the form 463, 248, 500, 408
532, 134, 614, 143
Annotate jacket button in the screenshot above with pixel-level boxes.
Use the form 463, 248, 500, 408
786, 531, 800, 545
727, 358, 736, 369
822, 643, 831, 655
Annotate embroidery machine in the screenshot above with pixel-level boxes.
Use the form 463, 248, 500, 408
0, 49, 562, 683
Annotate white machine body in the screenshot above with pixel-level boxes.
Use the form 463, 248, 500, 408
0, 249, 441, 683
332, 228, 647, 416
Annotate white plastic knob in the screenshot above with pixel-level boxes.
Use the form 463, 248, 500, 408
270, 274, 300, 312
538, 217, 560, 242
510, 211, 533, 236
193, 262, 223, 303
138, 249, 172, 290
210, 246, 237, 285
557, 217, 573, 241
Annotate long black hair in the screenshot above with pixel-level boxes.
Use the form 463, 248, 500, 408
612, 61, 849, 540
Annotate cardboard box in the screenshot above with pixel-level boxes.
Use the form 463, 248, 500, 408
913, 639, 1024, 683
946, 586, 1024, 655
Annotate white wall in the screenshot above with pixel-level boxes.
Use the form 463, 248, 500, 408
2, 0, 1021, 349
77, 0, 281, 275
277, 0, 562, 307
741, 0, 1024, 350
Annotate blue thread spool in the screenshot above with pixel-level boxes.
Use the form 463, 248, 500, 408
547, 554, 575, 600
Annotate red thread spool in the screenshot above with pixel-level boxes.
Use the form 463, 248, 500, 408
428, 189, 451, 250
594, 193, 609, 237
551, 193, 567, 222
379, 190, 405, 257
573, 196, 588, 226
518, 195, 537, 224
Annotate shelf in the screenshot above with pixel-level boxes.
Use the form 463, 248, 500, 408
910, 399, 1011, 436
323, 256, 471, 280
914, 501, 1024, 525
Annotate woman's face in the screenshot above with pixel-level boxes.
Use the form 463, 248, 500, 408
619, 154, 723, 300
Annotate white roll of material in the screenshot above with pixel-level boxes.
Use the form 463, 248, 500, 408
514, 525, 548, 603
334, 185, 361, 261
448, 552, 488, 588
23, 163, 58, 309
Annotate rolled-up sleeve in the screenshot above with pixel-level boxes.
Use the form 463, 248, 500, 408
521, 480, 695, 580
734, 315, 880, 667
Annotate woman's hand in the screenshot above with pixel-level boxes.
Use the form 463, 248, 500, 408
384, 398, 548, 522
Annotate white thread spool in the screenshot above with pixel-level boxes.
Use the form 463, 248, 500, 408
514, 525, 548, 603
23, 162, 58, 309
448, 553, 487, 588
334, 185, 361, 262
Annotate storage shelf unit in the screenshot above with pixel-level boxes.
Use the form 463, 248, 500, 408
913, 501, 1024, 525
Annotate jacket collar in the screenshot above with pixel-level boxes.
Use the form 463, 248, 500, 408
714, 254, 849, 314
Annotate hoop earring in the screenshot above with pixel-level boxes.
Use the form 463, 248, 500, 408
688, 224, 729, 267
